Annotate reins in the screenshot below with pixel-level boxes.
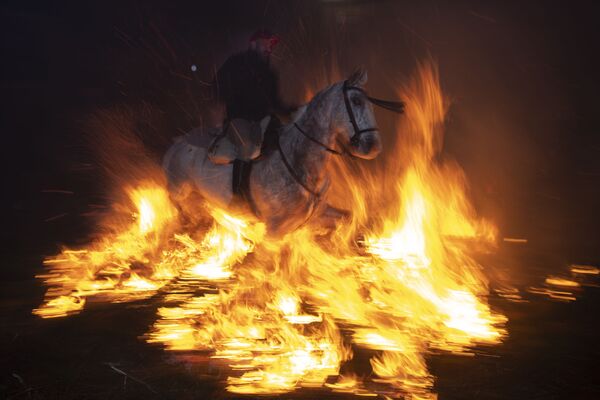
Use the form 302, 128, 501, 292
276, 133, 322, 197
293, 123, 343, 155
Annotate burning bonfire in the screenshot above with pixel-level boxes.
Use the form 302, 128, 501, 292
34, 62, 507, 398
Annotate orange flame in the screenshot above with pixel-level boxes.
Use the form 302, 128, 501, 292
35, 61, 506, 397
34, 182, 178, 318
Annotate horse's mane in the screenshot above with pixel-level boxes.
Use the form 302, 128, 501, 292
286, 82, 339, 131
289, 105, 307, 124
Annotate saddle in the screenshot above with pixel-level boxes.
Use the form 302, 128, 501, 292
208, 116, 281, 214
207, 117, 271, 164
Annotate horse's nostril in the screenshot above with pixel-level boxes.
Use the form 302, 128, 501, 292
363, 135, 375, 150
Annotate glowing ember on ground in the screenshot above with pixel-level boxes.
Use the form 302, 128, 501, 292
570, 264, 599, 275
528, 266, 599, 303
34, 62, 508, 397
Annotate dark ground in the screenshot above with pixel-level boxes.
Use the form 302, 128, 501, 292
1, 0, 600, 399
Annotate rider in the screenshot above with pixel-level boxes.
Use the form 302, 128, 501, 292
209, 29, 294, 164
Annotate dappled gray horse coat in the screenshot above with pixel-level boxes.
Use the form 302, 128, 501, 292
162, 69, 381, 236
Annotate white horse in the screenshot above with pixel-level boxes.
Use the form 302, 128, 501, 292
162, 69, 382, 236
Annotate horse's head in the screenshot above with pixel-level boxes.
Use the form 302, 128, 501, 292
332, 68, 382, 159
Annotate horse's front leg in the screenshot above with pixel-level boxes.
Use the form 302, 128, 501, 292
315, 203, 351, 231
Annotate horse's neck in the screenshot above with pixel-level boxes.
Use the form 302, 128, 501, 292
280, 90, 336, 192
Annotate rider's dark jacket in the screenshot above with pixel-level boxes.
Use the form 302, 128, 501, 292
214, 49, 289, 121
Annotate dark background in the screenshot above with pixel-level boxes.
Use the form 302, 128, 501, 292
1, 0, 599, 399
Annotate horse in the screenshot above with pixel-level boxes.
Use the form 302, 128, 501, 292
162, 69, 382, 236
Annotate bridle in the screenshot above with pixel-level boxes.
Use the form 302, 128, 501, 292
293, 80, 404, 155
279, 80, 404, 196
343, 80, 380, 147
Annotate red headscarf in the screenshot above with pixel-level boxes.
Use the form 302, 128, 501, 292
249, 29, 280, 49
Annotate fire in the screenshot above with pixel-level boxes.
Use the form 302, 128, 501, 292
34, 183, 179, 318
35, 61, 507, 397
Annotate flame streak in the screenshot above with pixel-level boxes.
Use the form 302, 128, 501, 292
34, 184, 179, 318
35, 61, 507, 397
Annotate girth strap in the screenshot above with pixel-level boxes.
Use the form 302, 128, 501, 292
231, 159, 259, 216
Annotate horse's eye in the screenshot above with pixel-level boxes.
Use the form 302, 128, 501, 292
352, 97, 363, 107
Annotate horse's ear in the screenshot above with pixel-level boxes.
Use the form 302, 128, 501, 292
347, 67, 368, 86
